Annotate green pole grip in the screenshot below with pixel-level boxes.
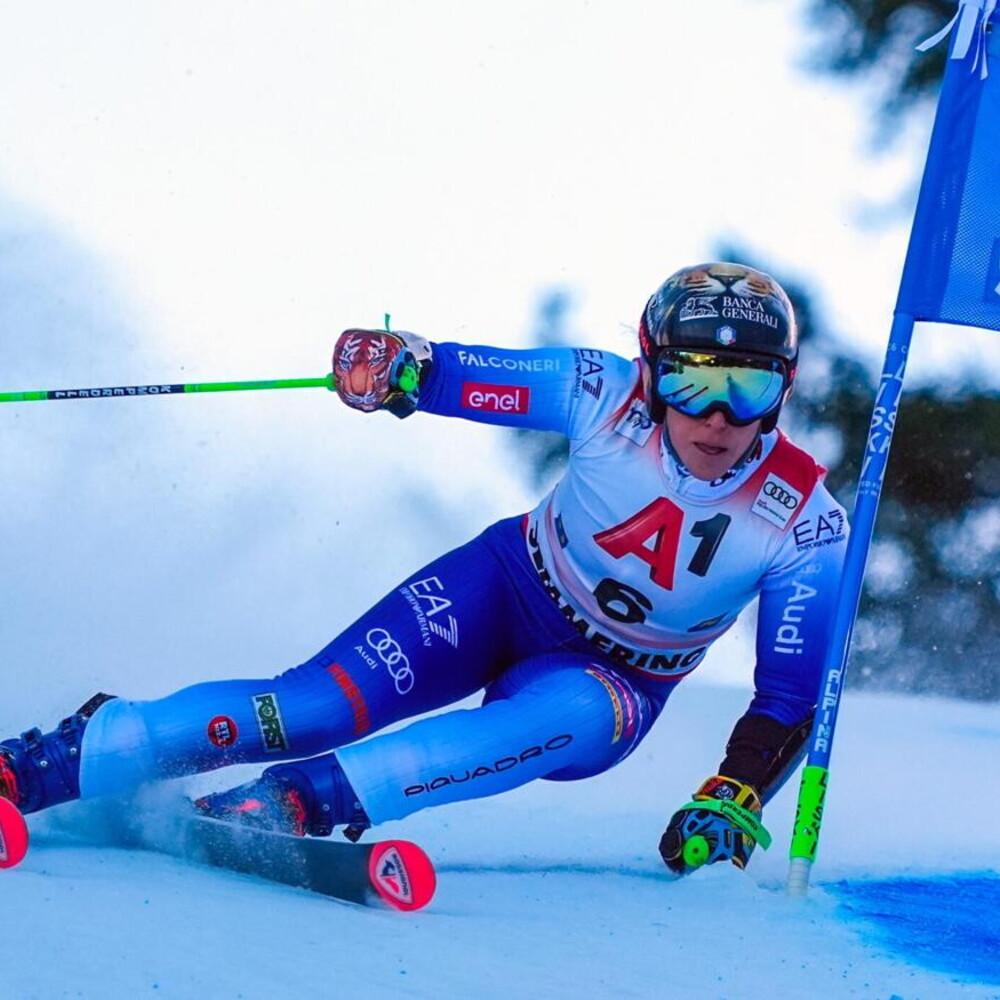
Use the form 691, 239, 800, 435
790, 765, 829, 862
183, 376, 336, 394
0, 390, 49, 402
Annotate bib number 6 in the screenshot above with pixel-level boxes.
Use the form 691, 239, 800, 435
594, 578, 654, 624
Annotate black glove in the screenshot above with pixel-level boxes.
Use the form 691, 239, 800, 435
659, 775, 771, 876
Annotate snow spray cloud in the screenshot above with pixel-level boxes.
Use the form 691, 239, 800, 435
0, 200, 479, 734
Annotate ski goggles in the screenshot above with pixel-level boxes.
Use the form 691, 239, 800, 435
653, 349, 788, 426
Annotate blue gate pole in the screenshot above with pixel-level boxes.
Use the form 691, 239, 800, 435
787, 0, 1000, 894
786, 311, 914, 895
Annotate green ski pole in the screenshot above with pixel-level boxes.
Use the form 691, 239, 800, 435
0, 375, 337, 403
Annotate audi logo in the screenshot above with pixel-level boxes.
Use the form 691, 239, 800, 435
365, 628, 415, 694
763, 482, 799, 508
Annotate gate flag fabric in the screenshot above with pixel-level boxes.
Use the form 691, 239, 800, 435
897, 2, 1000, 332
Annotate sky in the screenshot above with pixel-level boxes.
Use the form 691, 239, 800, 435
0, 1, 996, 737
3, 683, 999, 998
0, 0, 981, 378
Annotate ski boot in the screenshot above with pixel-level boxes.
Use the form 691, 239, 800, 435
193, 773, 311, 836
194, 759, 370, 841
0, 693, 116, 815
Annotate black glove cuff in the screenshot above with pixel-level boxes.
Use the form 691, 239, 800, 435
719, 711, 812, 800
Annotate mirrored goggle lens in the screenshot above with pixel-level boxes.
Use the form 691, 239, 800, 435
655, 351, 786, 425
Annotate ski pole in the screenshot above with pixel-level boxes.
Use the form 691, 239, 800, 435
0, 374, 337, 403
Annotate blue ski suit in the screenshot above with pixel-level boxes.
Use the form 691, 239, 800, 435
78, 342, 848, 826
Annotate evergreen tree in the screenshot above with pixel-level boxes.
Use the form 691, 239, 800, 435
802, 0, 953, 133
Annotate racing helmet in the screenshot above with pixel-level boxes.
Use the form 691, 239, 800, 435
638, 262, 798, 433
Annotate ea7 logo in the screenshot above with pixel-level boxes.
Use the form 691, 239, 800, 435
573, 349, 605, 399
794, 509, 846, 550
253, 693, 289, 753
409, 575, 459, 647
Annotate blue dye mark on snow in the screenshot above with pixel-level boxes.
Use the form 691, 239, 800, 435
830, 875, 1000, 985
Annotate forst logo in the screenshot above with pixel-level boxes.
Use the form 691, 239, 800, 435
460, 381, 530, 414
253, 693, 288, 753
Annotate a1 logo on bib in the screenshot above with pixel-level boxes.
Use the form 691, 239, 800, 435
752, 474, 803, 529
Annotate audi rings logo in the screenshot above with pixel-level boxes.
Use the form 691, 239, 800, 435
365, 628, 415, 694
753, 474, 804, 530
763, 481, 799, 509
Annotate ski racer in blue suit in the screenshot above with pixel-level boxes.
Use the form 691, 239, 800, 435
0, 262, 848, 876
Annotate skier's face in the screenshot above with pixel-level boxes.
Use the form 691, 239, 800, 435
664, 407, 761, 481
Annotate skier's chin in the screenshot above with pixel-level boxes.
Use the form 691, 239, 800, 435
684, 449, 732, 481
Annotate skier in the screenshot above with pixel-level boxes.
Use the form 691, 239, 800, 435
0, 262, 847, 876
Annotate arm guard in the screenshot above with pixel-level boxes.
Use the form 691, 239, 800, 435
718, 710, 813, 804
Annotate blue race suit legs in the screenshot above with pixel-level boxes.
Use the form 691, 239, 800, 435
79, 516, 662, 824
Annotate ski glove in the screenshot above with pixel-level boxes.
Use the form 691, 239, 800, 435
659, 775, 771, 876
332, 329, 433, 418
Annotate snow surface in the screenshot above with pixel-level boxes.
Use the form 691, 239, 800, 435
0, 255, 996, 998
1, 683, 997, 999
0, 137, 997, 996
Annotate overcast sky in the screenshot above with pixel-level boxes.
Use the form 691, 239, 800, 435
1, 0, 976, 379
0, 1, 996, 715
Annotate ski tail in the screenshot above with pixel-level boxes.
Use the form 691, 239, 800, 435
367, 839, 437, 912
181, 817, 437, 910
0, 797, 29, 868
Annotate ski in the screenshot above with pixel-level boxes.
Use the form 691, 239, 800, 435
163, 816, 437, 911
0, 796, 435, 910
0, 797, 29, 869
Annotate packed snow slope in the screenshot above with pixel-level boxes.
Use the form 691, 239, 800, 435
1, 683, 997, 1000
